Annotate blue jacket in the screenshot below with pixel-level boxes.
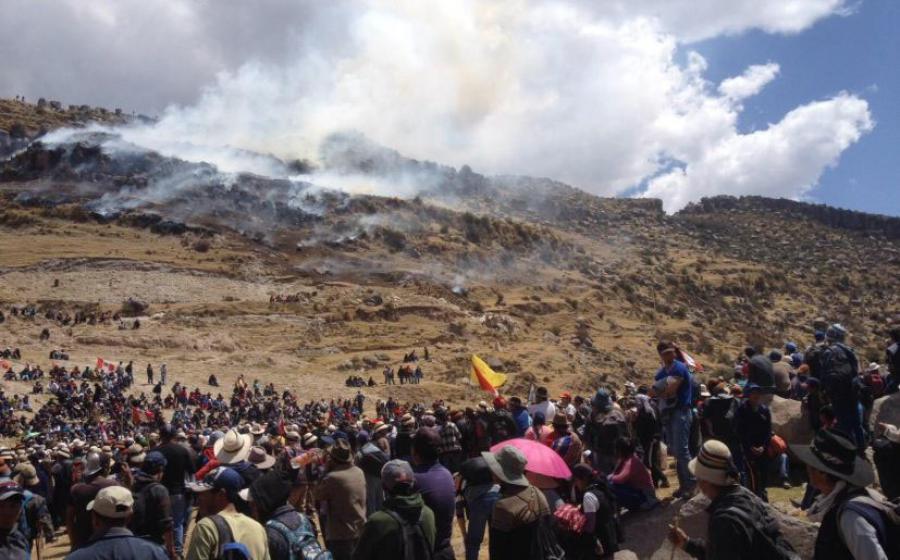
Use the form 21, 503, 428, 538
65, 527, 168, 560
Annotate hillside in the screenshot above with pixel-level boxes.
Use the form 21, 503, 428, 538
0, 98, 898, 407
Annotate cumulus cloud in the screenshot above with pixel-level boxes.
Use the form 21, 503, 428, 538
0, 0, 870, 212
644, 93, 874, 211
719, 63, 781, 102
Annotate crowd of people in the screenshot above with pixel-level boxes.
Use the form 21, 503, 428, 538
0, 322, 893, 559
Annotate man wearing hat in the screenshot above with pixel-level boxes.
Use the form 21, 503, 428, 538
67, 452, 120, 550
734, 383, 773, 501
527, 387, 556, 423
482, 446, 550, 560
353, 460, 436, 560
650, 340, 696, 498
584, 388, 628, 475
0, 481, 28, 559
792, 429, 892, 560
548, 413, 583, 468
65, 485, 168, 560
129, 451, 176, 559
668, 440, 796, 560
185, 467, 268, 560
314, 439, 366, 560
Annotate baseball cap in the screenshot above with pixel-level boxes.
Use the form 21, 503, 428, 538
186, 467, 244, 494
0, 481, 24, 501
87, 486, 134, 518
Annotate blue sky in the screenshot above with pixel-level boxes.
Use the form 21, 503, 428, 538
692, 0, 899, 216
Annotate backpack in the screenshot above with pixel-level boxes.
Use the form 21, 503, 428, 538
703, 396, 738, 443
838, 493, 900, 559
821, 343, 859, 403
209, 514, 252, 560
382, 509, 433, 560
130, 482, 164, 541
266, 517, 332, 560
720, 506, 799, 560
873, 437, 900, 500
529, 514, 566, 560
634, 397, 658, 441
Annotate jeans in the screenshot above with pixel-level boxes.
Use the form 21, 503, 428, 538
463, 485, 499, 560
667, 406, 696, 491
777, 453, 789, 481
171, 492, 187, 555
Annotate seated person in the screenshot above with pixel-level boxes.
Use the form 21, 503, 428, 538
608, 437, 658, 511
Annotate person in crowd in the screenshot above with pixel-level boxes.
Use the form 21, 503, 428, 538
67, 452, 120, 550
483, 446, 550, 560
315, 439, 366, 560
435, 408, 463, 474
668, 440, 798, 560
353, 460, 436, 560
884, 325, 900, 394
129, 451, 175, 559
0, 482, 28, 559
186, 466, 270, 560
65, 485, 169, 560
411, 428, 456, 560
584, 389, 628, 475
820, 324, 865, 448
156, 424, 195, 555
527, 387, 557, 423
793, 429, 892, 560
455, 457, 499, 560
242, 469, 325, 560
570, 463, 620, 559
608, 437, 657, 511
524, 411, 551, 444
548, 413, 583, 468
633, 386, 668, 488
734, 384, 773, 501
650, 340, 696, 498
507, 397, 531, 438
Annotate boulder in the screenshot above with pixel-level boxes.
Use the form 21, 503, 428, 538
872, 392, 900, 429
770, 395, 813, 446
625, 493, 818, 560
120, 297, 149, 316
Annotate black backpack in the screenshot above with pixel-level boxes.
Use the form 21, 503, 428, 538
821, 343, 859, 403
529, 514, 566, 560
382, 509, 433, 560
873, 437, 900, 500
130, 482, 165, 541
719, 506, 799, 560
634, 398, 658, 441
703, 396, 738, 443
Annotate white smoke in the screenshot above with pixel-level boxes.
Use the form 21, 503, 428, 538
2, 0, 871, 211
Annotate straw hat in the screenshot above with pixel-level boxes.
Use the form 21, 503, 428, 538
214, 428, 253, 464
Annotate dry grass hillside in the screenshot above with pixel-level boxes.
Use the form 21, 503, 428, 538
0, 98, 898, 408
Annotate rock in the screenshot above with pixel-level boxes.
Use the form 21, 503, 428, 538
483, 356, 504, 371
872, 392, 900, 429
120, 297, 149, 316
626, 493, 817, 560
613, 551, 639, 560
363, 294, 383, 306
770, 395, 813, 446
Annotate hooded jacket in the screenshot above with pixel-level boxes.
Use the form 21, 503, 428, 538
352, 493, 436, 560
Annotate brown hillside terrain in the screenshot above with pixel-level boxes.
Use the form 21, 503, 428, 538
0, 98, 898, 409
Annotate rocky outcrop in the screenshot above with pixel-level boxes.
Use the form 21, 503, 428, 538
680, 195, 900, 240
770, 396, 814, 446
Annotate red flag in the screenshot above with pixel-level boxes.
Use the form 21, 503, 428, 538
96, 357, 104, 369
0, 360, 10, 370
107, 363, 116, 373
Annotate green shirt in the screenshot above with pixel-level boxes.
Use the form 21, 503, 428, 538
185, 505, 271, 560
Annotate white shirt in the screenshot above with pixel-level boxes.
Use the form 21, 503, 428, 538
839, 507, 889, 560
528, 401, 557, 422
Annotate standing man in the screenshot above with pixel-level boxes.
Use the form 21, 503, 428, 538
67, 453, 120, 550
160, 363, 167, 386
314, 439, 366, 560
411, 428, 456, 560
734, 384, 772, 501
650, 341, 696, 498
156, 424, 195, 556
0, 482, 29, 559
821, 324, 864, 448
146, 364, 154, 385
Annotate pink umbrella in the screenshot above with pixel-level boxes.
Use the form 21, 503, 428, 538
490, 438, 571, 480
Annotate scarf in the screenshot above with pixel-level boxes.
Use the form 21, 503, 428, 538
806, 480, 846, 523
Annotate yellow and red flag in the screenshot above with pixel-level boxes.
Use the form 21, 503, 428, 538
471, 355, 507, 396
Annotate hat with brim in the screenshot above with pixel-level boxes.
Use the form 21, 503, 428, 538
791, 429, 874, 488
214, 429, 253, 464
248, 447, 276, 470
481, 446, 529, 486
373, 423, 392, 437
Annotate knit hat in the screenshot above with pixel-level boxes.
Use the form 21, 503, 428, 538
688, 440, 739, 486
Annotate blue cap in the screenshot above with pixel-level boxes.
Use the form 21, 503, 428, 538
814, 331, 826, 342
142, 451, 167, 473
785, 342, 798, 353
187, 467, 243, 494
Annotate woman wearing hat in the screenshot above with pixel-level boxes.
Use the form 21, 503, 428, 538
668, 440, 797, 560
793, 429, 891, 560
482, 445, 550, 560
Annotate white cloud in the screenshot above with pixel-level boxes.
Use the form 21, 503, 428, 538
0, 0, 870, 213
719, 63, 781, 102
644, 93, 874, 212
